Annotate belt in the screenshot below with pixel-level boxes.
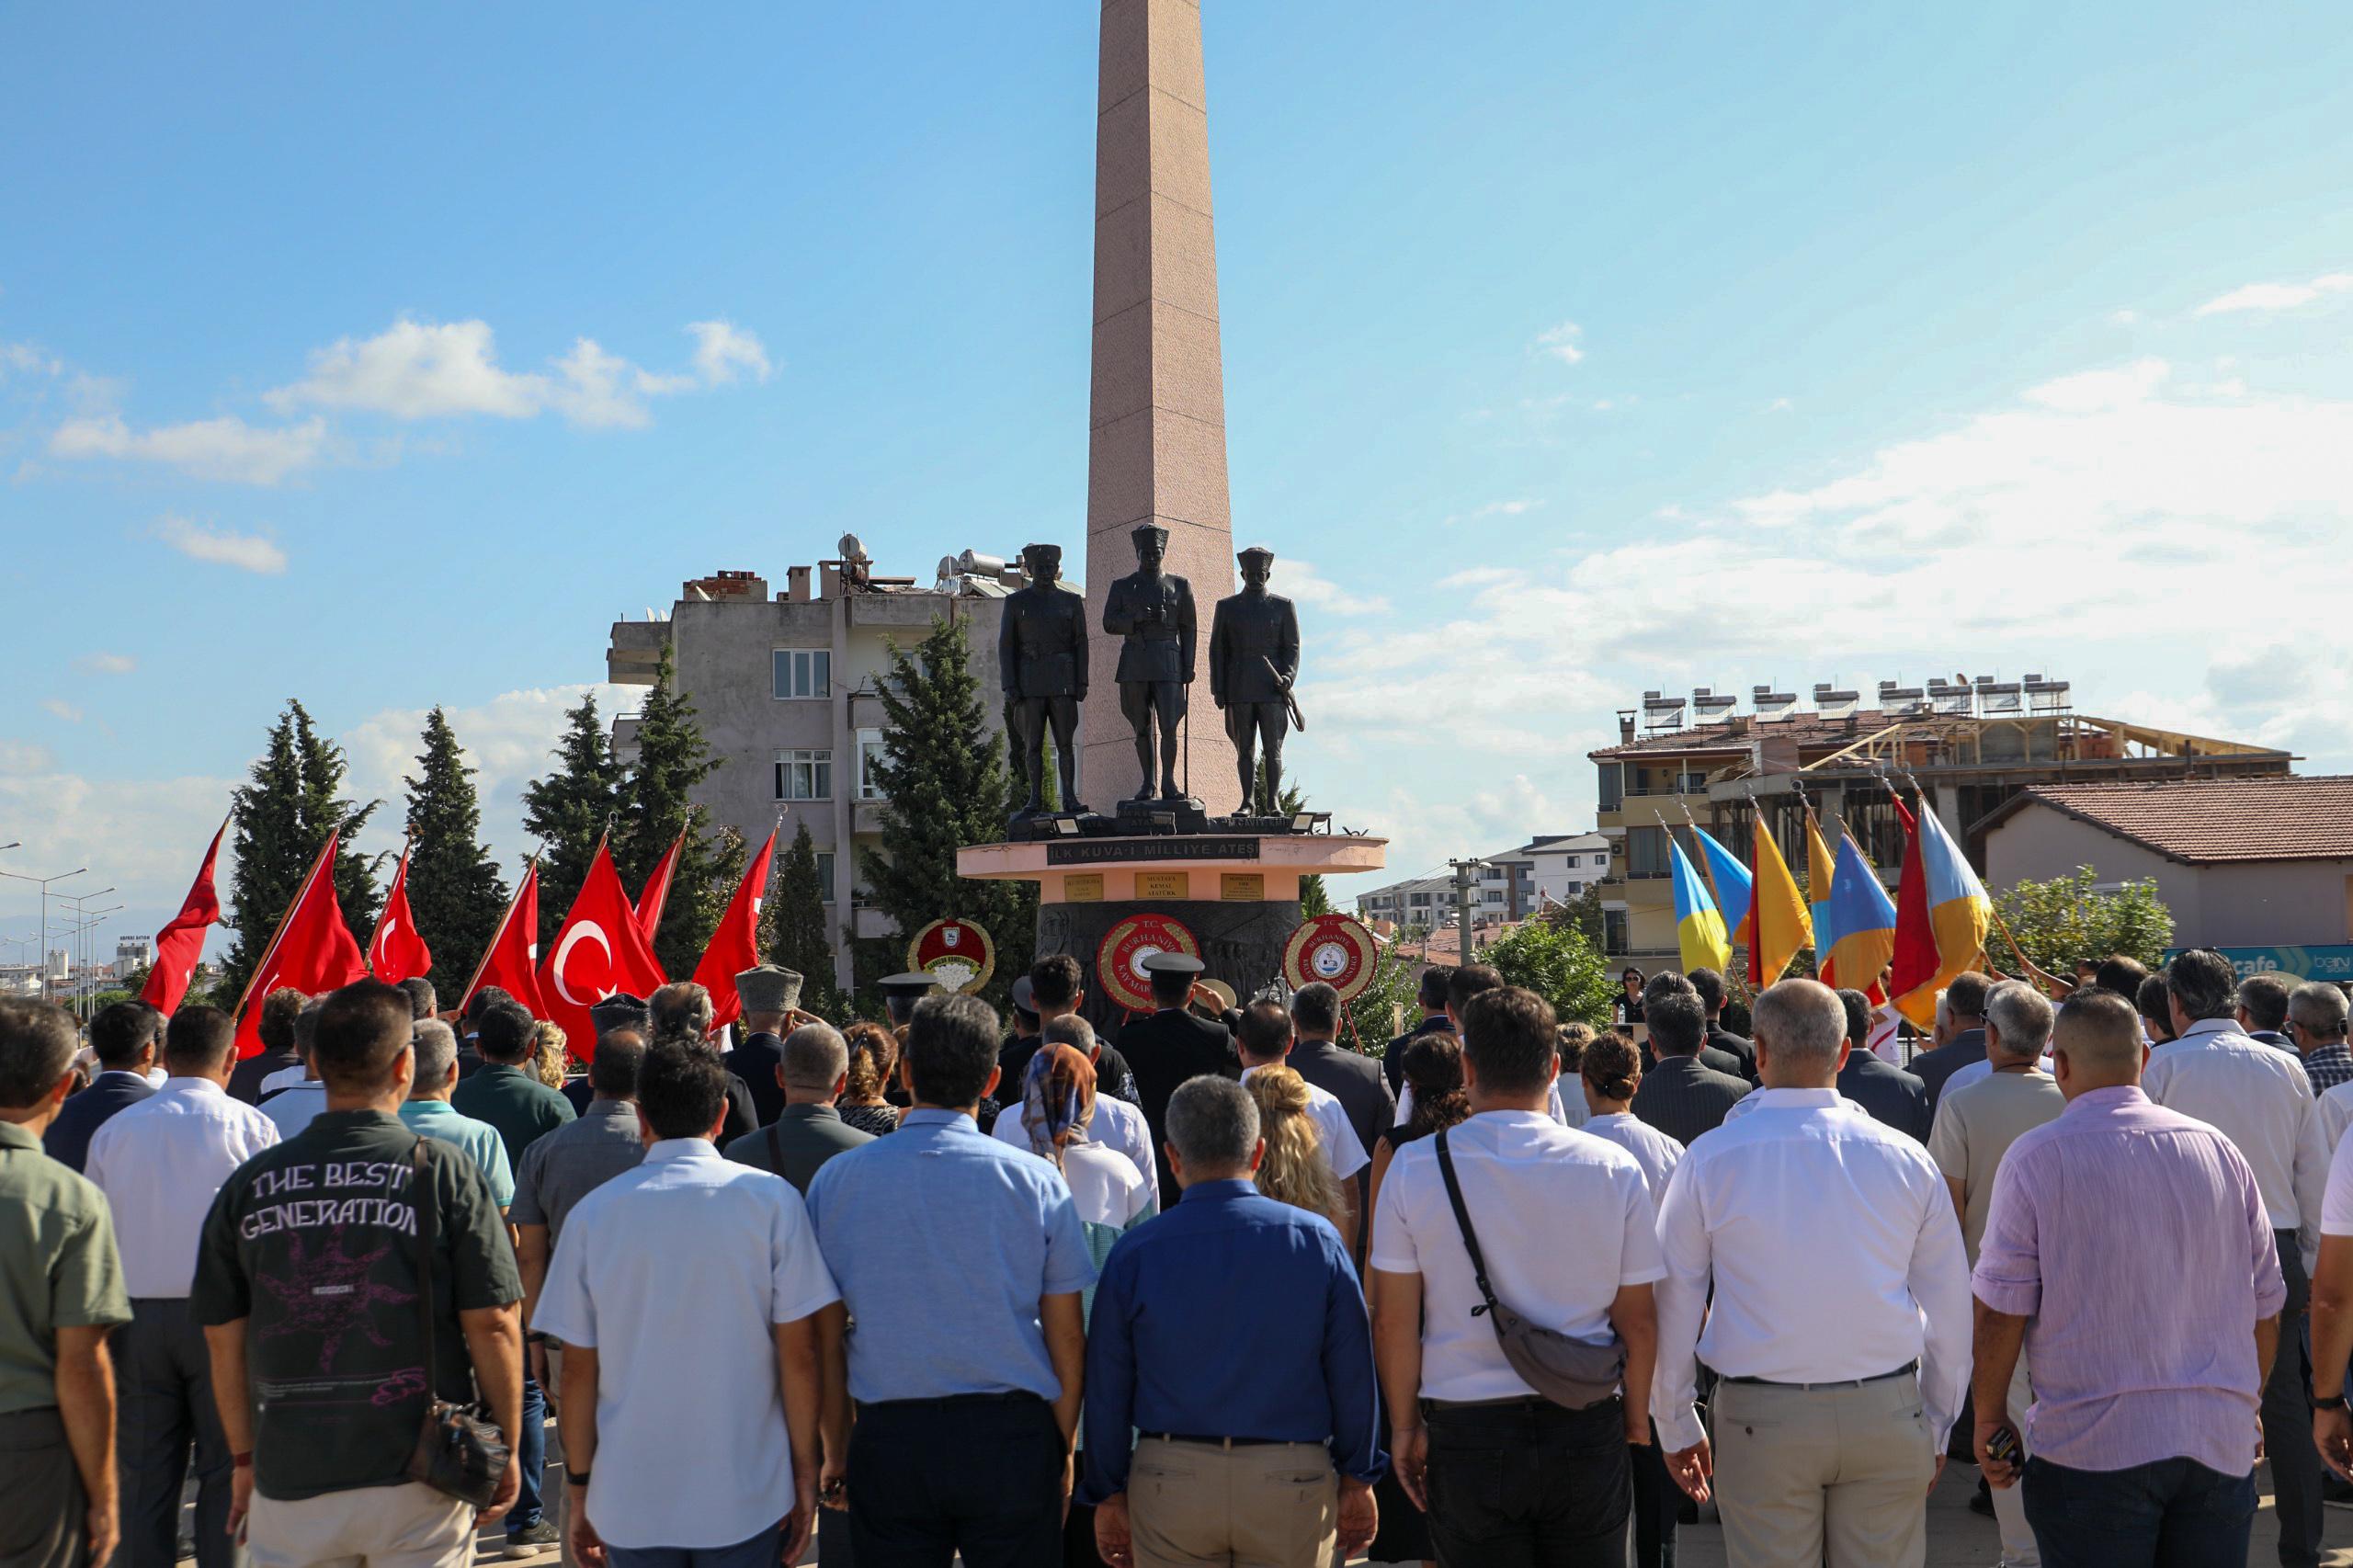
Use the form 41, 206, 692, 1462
1420, 1393, 1608, 1414
1721, 1359, 1917, 1392
1146, 1433, 1290, 1449
854, 1391, 1046, 1414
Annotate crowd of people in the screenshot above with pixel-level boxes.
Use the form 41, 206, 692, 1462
4, 942, 2351, 1568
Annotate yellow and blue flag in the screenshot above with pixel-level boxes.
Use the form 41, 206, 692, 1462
1822, 831, 1898, 994
1669, 836, 1733, 974
1691, 825, 1754, 950
1749, 818, 1813, 986
1804, 812, 1838, 950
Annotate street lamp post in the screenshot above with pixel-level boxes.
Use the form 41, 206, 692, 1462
0, 867, 88, 1004
57, 890, 118, 1024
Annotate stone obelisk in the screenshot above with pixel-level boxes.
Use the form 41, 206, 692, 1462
1079, 0, 1243, 817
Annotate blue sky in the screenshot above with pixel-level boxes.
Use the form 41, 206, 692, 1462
6, 1, 2353, 956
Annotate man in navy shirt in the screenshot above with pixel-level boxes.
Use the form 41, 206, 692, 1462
1082, 1074, 1382, 1568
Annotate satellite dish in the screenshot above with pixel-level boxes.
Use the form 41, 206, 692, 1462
837, 533, 865, 562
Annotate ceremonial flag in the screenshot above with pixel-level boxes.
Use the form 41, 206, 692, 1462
1668, 835, 1733, 974
232, 834, 366, 1058
1748, 815, 1813, 987
460, 862, 545, 1019
1892, 797, 1992, 1026
367, 841, 433, 985
1889, 799, 1937, 1024
140, 819, 227, 1016
1804, 812, 1839, 955
538, 840, 666, 1061
691, 829, 779, 1034
633, 832, 684, 946
1691, 825, 1755, 950
1822, 831, 1899, 996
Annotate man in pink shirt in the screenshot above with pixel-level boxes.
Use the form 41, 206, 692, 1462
1970, 986, 2284, 1568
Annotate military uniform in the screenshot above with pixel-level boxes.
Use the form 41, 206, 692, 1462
1102, 525, 1198, 801
1209, 550, 1300, 814
998, 548, 1090, 813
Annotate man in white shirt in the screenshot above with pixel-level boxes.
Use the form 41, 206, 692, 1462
993, 1015, 1159, 1211
1652, 978, 1971, 1568
1370, 984, 1663, 1565
83, 1004, 278, 1568
258, 999, 332, 1138
536, 1041, 839, 1568
1233, 999, 1370, 1186
2143, 947, 2332, 1567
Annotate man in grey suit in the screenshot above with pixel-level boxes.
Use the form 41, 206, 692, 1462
724, 1021, 874, 1193
1631, 991, 1749, 1147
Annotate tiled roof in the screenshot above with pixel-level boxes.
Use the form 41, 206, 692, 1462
1990, 777, 2353, 864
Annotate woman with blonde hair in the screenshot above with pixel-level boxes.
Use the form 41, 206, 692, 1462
837, 1020, 901, 1135
529, 1020, 569, 1090
1242, 1065, 1350, 1236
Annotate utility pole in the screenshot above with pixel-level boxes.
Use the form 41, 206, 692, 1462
1449, 858, 1483, 968
0, 866, 87, 1005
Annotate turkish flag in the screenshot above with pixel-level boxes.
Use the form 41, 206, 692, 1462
460, 862, 545, 1019
140, 819, 227, 1016
634, 832, 684, 948
538, 840, 666, 1061
232, 833, 367, 1058
368, 844, 434, 985
692, 830, 778, 1036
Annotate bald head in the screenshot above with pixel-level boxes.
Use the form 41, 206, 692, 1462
1751, 979, 1847, 1086
2052, 986, 2146, 1096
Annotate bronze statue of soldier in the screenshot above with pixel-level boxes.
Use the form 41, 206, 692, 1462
996, 542, 1089, 819
1209, 544, 1301, 816
1100, 522, 1198, 803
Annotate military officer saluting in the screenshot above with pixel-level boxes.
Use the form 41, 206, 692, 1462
1101, 522, 1198, 804
1113, 951, 1239, 1196
1208, 544, 1301, 816
996, 541, 1089, 818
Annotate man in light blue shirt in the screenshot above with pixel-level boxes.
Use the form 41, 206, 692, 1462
399, 1020, 514, 1208
805, 991, 1092, 1568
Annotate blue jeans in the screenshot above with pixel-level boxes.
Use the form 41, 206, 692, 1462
2021, 1455, 2256, 1568
509, 1369, 547, 1533
606, 1526, 780, 1568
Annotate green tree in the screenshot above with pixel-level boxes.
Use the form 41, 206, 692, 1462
613, 649, 745, 981
1347, 955, 1420, 1055
1260, 765, 1331, 916
1994, 866, 2175, 974
766, 822, 847, 1018
520, 693, 629, 949
1479, 917, 1614, 1028
401, 708, 512, 999
863, 615, 1035, 1010
1540, 885, 1607, 949
222, 699, 380, 1002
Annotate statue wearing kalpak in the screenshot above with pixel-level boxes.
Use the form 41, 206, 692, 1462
996, 542, 1090, 818
1208, 544, 1300, 816
1100, 523, 1199, 805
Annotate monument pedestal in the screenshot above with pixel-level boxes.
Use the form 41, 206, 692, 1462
957, 832, 1386, 1036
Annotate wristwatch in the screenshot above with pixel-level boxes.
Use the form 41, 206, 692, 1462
565, 1467, 592, 1487
2316, 1391, 2347, 1411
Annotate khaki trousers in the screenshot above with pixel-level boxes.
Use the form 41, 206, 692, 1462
1127, 1437, 1337, 1568
1713, 1374, 1934, 1568
245, 1481, 475, 1568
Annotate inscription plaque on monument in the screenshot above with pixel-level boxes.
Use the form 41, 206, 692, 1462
1046, 836, 1262, 867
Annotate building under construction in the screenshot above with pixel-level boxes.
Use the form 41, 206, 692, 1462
1586, 676, 2292, 967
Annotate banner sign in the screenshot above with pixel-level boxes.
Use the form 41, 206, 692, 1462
1281, 914, 1380, 1003
2169, 945, 2353, 983
1097, 914, 1201, 1013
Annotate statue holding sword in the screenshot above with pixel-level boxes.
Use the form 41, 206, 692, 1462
1208, 543, 1302, 816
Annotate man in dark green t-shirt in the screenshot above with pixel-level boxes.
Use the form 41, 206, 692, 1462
451, 1000, 574, 1172
192, 980, 523, 1566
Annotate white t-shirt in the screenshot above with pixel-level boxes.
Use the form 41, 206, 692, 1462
2321, 1119, 2353, 1236
1370, 1109, 1665, 1402
1059, 1135, 1154, 1230
260, 1081, 329, 1140
535, 1140, 840, 1551
992, 1091, 1159, 1211
1580, 1110, 1683, 1201
1242, 1065, 1369, 1180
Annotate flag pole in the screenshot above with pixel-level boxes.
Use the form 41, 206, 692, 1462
458, 848, 541, 1009
228, 833, 340, 1024
365, 832, 415, 975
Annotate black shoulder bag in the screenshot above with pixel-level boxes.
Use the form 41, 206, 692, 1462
404, 1139, 513, 1507
1433, 1127, 1628, 1410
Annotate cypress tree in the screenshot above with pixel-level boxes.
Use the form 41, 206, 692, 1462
520, 692, 628, 949
767, 821, 846, 1017
222, 699, 379, 999
402, 708, 512, 999
863, 615, 1034, 1009
613, 648, 744, 980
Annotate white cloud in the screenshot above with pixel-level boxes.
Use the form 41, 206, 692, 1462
1267, 558, 1389, 618
1533, 322, 1586, 365
40, 699, 82, 722
0, 765, 241, 949
2, 341, 63, 378
75, 653, 136, 676
151, 516, 290, 574
688, 320, 771, 385
269, 316, 774, 429
2195, 271, 2353, 316
1444, 498, 1542, 527
0, 742, 55, 774
1764, 397, 1794, 413
49, 413, 327, 484
2109, 309, 2140, 325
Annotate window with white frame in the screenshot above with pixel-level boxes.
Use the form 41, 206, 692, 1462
774, 749, 833, 801
773, 649, 831, 700
856, 729, 887, 800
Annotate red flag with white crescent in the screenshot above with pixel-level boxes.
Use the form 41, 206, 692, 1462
538, 839, 667, 1061
140, 819, 227, 1016
633, 832, 684, 947
460, 862, 544, 1018
232, 833, 367, 1058
367, 843, 434, 985
692, 830, 778, 1035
